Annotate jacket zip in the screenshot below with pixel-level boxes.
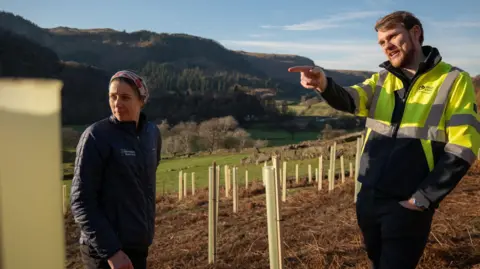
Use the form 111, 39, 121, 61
390, 64, 438, 138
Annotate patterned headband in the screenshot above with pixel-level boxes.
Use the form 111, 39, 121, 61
110, 70, 149, 103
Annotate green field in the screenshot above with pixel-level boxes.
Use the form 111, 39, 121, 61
62, 117, 355, 200
289, 102, 352, 117
63, 151, 355, 201
246, 125, 319, 146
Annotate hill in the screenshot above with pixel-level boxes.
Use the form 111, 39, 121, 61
0, 28, 273, 125
0, 10, 373, 100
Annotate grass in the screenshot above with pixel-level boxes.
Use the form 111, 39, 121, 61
289, 102, 353, 117
246, 125, 319, 146
62, 151, 355, 201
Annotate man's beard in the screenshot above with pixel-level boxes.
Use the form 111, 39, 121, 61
393, 35, 416, 69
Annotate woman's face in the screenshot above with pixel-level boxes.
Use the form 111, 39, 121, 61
108, 79, 144, 122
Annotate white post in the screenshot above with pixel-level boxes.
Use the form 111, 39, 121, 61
183, 172, 187, 197
308, 164, 312, 184
354, 137, 362, 203
295, 164, 299, 184
319, 155, 323, 190
245, 170, 249, 189
349, 162, 353, 179
224, 165, 229, 198
62, 185, 67, 215
233, 167, 238, 213
0, 78, 65, 269
282, 166, 287, 202
178, 171, 183, 200
264, 161, 284, 269
340, 156, 345, 184
192, 172, 196, 195
208, 164, 218, 264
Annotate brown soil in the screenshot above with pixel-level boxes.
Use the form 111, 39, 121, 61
65, 162, 480, 269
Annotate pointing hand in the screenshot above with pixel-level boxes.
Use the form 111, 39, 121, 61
288, 66, 328, 92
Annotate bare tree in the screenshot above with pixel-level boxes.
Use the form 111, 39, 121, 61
198, 119, 220, 153
171, 121, 198, 154
232, 128, 250, 149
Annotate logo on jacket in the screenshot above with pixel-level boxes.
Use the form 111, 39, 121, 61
120, 149, 136, 157
418, 85, 434, 94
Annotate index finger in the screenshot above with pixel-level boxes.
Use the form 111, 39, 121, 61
288, 66, 314, 73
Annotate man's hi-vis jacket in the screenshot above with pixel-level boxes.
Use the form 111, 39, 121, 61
318, 46, 479, 209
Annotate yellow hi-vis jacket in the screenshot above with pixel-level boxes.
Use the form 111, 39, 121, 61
318, 46, 479, 209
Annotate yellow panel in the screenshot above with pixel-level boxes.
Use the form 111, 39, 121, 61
0, 79, 65, 269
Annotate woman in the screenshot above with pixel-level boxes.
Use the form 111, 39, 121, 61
70, 70, 161, 269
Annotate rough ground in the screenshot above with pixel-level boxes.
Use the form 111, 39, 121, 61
65, 162, 480, 269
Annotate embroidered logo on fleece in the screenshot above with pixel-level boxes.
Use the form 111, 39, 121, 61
120, 149, 136, 157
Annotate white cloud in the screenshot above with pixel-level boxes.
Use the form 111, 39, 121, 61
248, 33, 275, 38
262, 10, 385, 31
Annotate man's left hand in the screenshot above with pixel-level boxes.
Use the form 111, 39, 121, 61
399, 198, 424, 211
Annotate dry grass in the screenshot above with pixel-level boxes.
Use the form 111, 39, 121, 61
65, 163, 480, 269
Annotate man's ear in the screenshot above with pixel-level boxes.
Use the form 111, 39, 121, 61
410, 25, 422, 45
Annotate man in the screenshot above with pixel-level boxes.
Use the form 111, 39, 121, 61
289, 11, 479, 269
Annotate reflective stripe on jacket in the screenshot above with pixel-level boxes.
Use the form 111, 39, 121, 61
318, 46, 479, 208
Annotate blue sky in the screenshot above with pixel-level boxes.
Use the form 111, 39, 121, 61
2, 0, 480, 75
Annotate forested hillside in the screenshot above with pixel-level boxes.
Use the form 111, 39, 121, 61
0, 28, 273, 125
0, 11, 373, 99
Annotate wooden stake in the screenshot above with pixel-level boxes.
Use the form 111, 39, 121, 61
349, 162, 353, 179
282, 165, 287, 202
265, 157, 284, 269
183, 172, 187, 197
208, 164, 218, 264
192, 172, 196, 195
225, 165, 229, 198
308, 164, 312, 184
354, 138, 361, 203
340, 156, 345, 184
295, 164, 299, 184
178, 171, 183, 200
62, 185, 67, 215
245, 170, 249, 189
319, 156, 323, 190
233, 167, 238, 213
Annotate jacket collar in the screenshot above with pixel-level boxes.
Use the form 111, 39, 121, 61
109, 112, 148, 135
379, 45, 442, 77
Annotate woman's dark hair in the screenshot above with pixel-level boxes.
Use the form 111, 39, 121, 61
111, 77, 142, 99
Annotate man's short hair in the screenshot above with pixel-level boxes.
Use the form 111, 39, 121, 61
374, 11, 424, 45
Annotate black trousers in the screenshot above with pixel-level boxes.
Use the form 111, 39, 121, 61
356, 186, 435, 269
79, 244, 149, 269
